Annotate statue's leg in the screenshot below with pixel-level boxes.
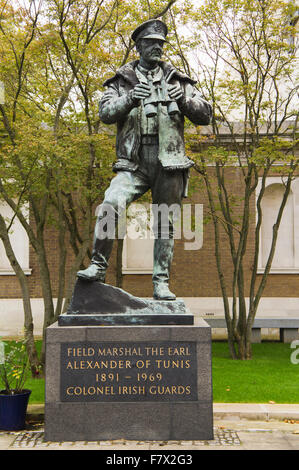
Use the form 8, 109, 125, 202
150, 163, 184, 300
152, 238, 175, 299
77, 170, 149, 282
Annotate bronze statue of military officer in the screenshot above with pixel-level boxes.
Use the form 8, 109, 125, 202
77, 19, 212, 300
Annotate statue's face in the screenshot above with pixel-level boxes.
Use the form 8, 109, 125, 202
137, 38, 164, 66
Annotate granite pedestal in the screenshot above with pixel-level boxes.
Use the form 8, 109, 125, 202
44, 318, 213, 442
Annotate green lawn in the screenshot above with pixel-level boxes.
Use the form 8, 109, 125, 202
18, 342, 299, 405
212, 342, 299, 403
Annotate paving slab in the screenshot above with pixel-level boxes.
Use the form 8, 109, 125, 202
1, 420, 299, 451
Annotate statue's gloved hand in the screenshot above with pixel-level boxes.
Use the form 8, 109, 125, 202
131, 83, 151, 101
168, 84, 184, 101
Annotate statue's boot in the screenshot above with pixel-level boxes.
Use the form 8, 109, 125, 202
152, 238, 176, 300
153, 282, 176, 300
77, 264, 106, 282
77, 203, 117, 282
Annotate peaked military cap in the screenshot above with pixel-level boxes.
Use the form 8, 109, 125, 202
131, 19, 168, 42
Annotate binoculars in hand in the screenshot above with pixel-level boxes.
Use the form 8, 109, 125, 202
143, 78, 179, 118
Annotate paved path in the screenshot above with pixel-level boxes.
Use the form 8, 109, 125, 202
1, 404, 299, 451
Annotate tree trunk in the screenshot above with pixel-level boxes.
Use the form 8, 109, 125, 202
62, 218, 93, 314
35, 241, 55, 366
0, 214, 40, 375
54, 192, 67, 319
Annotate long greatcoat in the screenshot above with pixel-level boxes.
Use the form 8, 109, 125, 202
99, 60, 212, 173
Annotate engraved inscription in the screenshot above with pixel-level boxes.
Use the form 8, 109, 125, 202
60, 342, 197, 402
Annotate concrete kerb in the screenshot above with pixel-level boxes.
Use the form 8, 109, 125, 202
26, 403, 299, 423
213, 403, 299, 421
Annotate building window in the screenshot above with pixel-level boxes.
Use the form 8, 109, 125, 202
257, 177, 299, 273
0, 202, 31, 275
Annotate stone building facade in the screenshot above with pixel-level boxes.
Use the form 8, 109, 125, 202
0, 124, 299, 336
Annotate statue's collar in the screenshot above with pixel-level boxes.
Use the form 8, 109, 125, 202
136, 64, 163, 84
103, 61, 196, 87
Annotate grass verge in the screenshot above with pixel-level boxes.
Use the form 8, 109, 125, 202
212, 342, 299, 403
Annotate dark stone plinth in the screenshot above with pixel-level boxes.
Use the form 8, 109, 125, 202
58, 312, 194, 326
44, 319, 213, 442
59, 279, 193, 326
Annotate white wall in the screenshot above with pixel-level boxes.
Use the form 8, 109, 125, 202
1, 297, 299, 337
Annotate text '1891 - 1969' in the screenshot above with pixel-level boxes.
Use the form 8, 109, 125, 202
60, 342, 198, 402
